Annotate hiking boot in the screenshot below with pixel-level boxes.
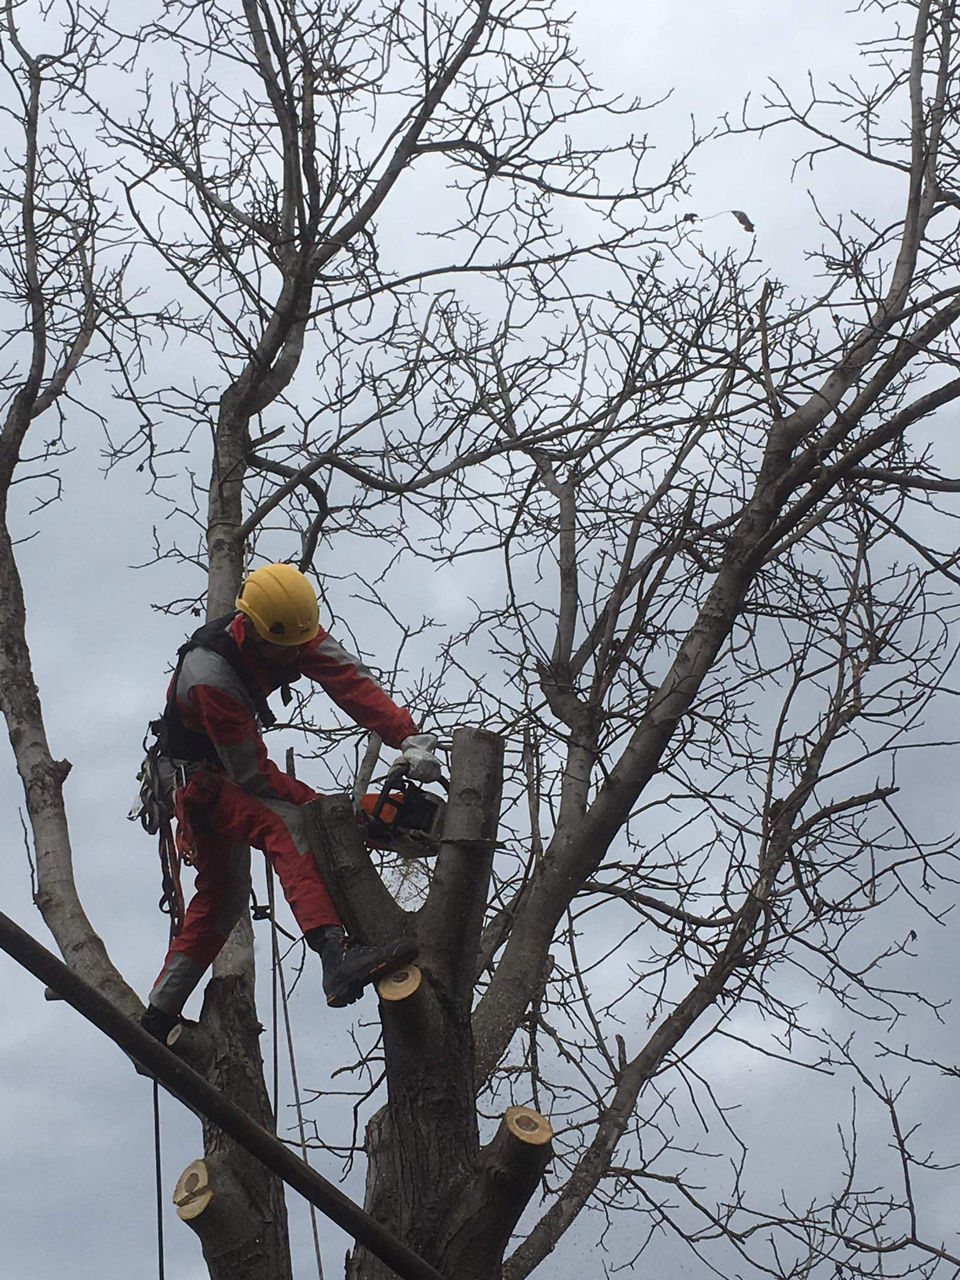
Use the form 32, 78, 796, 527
322, 937, 419, 1008
140, 1003, 180, 1042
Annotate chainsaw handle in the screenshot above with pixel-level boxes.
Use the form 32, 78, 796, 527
369, 767, 408, 824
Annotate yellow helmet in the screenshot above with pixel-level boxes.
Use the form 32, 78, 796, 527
236, 563, 320, 646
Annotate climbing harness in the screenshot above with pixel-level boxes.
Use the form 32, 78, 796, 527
160, 612, 300, 754
129, 739, 187, 938
128, 613, 302, 931
358, 767, 447, 858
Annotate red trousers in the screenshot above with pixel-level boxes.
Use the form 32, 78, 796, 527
149, 771, 340, 1014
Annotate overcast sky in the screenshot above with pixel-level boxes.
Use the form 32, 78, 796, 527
3, 3, 959, 1279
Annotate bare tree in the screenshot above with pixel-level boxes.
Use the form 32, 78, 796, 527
295, 2, 960, 1275
14, 0, 686, 1275
397, 3, 960, 1275
5, 1, 960, 1279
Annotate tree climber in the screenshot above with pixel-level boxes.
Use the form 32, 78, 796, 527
139, 562, 441, 1041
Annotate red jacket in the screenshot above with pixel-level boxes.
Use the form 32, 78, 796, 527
171, 614, 418, 804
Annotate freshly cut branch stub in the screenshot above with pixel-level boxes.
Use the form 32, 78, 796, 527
377, 964, 422, 1001
504, 1105, 553, 1146
173, 1158, 213, 1221
171, 1151, 263, 1257
166, 1019, 213, 1072
442, 1103, 554, 1273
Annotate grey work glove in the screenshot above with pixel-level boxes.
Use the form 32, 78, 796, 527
392, 732, 442, 784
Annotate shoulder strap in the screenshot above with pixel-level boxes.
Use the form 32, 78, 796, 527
174, 612, 278, 730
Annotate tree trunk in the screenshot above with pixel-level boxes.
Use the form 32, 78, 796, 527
192, 965, 293, 1280
174, 1152, 266, 1270
346, 979, 481, 1280
187, 395, 294, 1278
340, 729, 552, 1280
0, 509, 137, 1010
348, 1010, 554, 1280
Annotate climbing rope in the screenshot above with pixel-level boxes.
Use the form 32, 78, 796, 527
153, 1078, 165, 1280
149, 841, 186, 1280
267, 860, 280, 1123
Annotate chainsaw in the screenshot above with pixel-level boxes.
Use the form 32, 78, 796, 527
358, 767, 446, 858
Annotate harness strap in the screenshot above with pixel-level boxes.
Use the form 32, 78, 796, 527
160, 614, 304, 765
167, 613, 279, 737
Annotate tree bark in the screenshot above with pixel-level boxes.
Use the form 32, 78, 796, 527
0, 512, 137, 1012
303, 793, 408, 944
443, 1108, 554, 1280
196, 384, 292, 1274
174, 1153, 265, 1272
335, 728, 549, 1280
195, 969, 293, 1280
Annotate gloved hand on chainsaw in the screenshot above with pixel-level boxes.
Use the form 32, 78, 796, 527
392, 732, 443, 784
